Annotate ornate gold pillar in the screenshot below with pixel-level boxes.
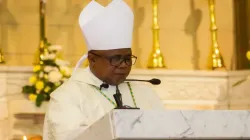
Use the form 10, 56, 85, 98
207, 0, 225, 70
0, 48, 5, 64
147, 0, 166, 68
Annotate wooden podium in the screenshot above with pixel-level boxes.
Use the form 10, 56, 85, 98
76, 110, 250, 139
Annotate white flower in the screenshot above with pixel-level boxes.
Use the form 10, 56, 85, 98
55, 59, 70, 66
48, 71, 63, 83
44, 66, 54, 72
43, 54, 56, 60
60, 66, 71, 76
39, 72, 44, 78
48, 45, 62, 51
53, 67, 59, 71
44, 66, 59, 73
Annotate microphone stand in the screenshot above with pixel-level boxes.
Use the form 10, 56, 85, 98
113, 85, 140, 110
113, 85, 123, 109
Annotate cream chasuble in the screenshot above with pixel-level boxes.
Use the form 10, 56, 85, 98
43, 67, 165, 140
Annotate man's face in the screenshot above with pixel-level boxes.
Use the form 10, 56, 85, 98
88, 48, 136, 85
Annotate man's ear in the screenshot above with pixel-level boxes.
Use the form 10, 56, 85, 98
88, 52, 96, 63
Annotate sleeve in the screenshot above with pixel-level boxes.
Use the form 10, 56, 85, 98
43, 82, 90, 140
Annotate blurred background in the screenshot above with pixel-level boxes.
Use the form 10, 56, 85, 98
0, 0, 248, 70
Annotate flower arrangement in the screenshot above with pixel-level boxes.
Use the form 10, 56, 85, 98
233, 51, 250, 86
22, 44, 72, 107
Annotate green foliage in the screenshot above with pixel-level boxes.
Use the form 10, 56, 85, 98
22, 85, 36, 94
36, 94, 45, 107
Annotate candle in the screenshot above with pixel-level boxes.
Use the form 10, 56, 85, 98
23, 136, 27, 140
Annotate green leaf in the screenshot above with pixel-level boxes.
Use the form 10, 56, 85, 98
36, 94, 45, 107
44, 92, 51, 101
232, 78, 247, 87
22, 85, 36, 94
43, 60, 58, 67
46, 41, 51, 46
47, 82, 54, 87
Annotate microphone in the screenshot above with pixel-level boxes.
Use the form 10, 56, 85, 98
99, 83, 109, 90
125, 78, 161, 85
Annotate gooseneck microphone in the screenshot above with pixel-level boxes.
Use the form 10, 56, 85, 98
99, 78, 160, 109
125, 78, 161, 85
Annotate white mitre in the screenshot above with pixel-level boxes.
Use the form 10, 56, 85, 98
74, 0, 134, 71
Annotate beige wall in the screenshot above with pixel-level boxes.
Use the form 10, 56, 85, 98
0, 0, 234, 70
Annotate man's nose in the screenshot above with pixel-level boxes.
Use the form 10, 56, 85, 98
118, 60, 128, 68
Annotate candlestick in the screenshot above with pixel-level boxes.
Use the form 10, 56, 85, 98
34, 0, 49, 65
0, 48, 5, 64
147, 0, 166, 68
39, 0, 46, 41
207, 0, 225, 70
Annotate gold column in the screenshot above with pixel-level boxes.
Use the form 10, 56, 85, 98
147, 0, 166, 68
34, 0, 50, 65
0, 48, 5, 64
207, 0, 225, 70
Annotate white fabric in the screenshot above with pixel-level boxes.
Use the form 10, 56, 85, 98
75, 0, 134, 70
43, 67, 165, 140
74, 54, 87, 72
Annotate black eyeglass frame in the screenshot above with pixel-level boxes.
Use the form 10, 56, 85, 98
89, 52, 137, 66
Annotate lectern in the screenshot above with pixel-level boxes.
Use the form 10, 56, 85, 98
76, 110, 250, 139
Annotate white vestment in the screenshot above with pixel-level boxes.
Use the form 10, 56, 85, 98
42, 67, 165, 140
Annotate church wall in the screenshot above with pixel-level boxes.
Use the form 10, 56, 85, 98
131, 0, 234, 69
0, 0, 234, 70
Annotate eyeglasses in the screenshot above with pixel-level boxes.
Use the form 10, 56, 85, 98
90, 52, 137, 66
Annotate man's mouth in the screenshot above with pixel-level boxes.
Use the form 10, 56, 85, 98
114, 73, 126, 75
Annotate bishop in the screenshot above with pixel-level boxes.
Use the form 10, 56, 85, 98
43, 0, 165, 139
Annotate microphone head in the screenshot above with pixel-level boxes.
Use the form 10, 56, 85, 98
149, 78, 161, 85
